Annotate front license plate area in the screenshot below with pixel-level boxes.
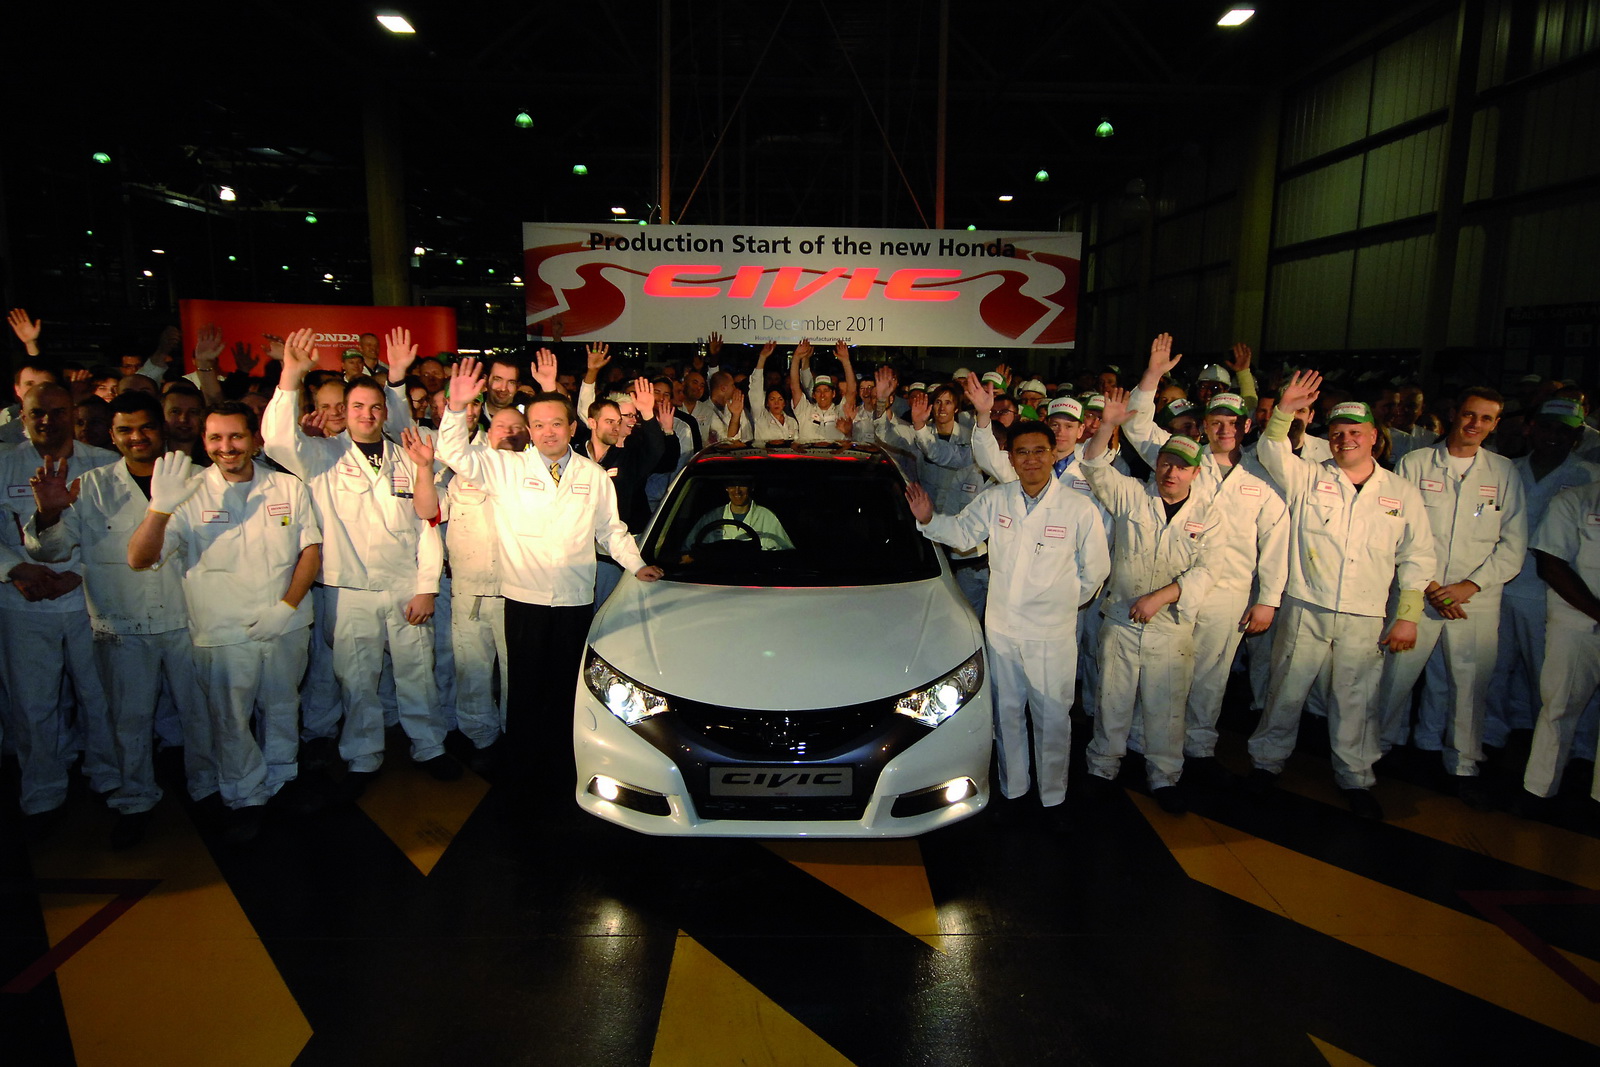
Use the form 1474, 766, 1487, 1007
709, 765, 854, 797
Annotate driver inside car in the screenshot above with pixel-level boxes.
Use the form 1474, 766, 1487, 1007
681, 483, 794, 562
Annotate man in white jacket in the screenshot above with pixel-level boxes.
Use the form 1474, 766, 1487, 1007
435, 358, 663, 807
264, 328, 454, 792
128, 404, 322, 843
908, 420, 1108, 826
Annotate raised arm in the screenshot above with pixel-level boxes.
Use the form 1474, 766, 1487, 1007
263, 327, 327, 478
401, 427, 441, 522
191, 323, 226, 406
835, 341, 857, 405
1256, 369, 1321, 493
788, 339, 812, 409
7, 308, 42, 356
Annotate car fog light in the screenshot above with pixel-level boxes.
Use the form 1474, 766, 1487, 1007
594, 775, 621, 801
891, 777, 978, 818
944, 778, 972, 804
586, 775, 671, 817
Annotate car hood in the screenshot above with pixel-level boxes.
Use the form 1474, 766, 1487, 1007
588, 578, 981, 710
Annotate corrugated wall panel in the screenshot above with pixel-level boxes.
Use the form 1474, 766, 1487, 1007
1517, 64, 1600, 190
1349, 235, 1434, 349
1196, 267, 1234, 351
1370, 16, 1454, 133
1281, 57, 1374, 167
1503, 199, 1600, 306
1266, 252, 1354, 351
1274, 156, 1364, 247
1361, 126, 1445, 226
1479, 0, 1517, 91
1203, 199, 1238, 265
1159, 152, 1208, 211
1448, 224, 1487, 349
1154, 212, 1205, 277
1463, 106, 1500, 202
1532, 0, 1600, 74
1149, 275, 1199, 343
1096, 235, 1141, 292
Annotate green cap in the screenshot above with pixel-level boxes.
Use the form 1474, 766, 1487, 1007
1327, 401, 1374, 425
1082, 392, 1106, 412
1158, 435, 1203, 466
1206, 392, 1248, 417
1155, 397, 1194, 428
1538, 397, 1585, 428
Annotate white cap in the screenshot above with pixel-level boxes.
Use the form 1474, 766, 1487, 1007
1045, 396, 1084, 421
813, 374, 835, 389
1017, 379, 1047, 397
1197, 364, 1233, 384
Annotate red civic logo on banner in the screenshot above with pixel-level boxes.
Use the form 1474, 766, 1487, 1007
178, 300, 458, 374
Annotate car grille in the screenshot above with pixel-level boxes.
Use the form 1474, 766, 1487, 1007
666, 697, 893, 760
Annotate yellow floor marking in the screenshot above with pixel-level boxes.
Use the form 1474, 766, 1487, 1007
1132, 792, 1600, 1048
762, 840, 946, 951
31, 801, 311, 1067
1308, 1034, 1376, 1066
650, 933, 856, 1067
357, 764, 490, 875
1210, 747, 1600, 890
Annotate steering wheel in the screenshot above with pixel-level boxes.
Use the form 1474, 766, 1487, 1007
692, 519, 764, 550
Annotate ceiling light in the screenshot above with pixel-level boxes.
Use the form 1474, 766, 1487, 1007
610, 206, 627, 215
281, 265, 290, 271
83, 262, 93, 268
151, 248, 165, 254
1095, 118, 1115, 138
454, 258, 464, 266
966, 225, 977, 231
413, 245, 426, 255
637, 219, 647, 226
487, 268, 496, 274
997, 194, 1014, 202
1218, 6, 1255, 27
1034, 169, 1050, 182
376, 13, 416, 34
323, 273, 334, 280
572, 164, 588, 176
512, 276, 523, 284
142, 270, 153, 277
92, 152, 111, 164
218, 186, 237, 202
227, 255, 237, 262
515, 111, 534, 129
86, 230, 94, 236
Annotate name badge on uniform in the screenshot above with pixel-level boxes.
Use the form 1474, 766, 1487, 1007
1420, 479, 1444, 493
573, 483, 591, 495
1239, 483, 1261, 496
6, 484, 29, 498
339, 461, 363, 478
1072, 478, 1091, 491
267, 503, 290, 517
1379, 497, 1402, 516
1586, 513, 1600, 527
522, 477, 545, 491
1316, 480, 1339, 496
1183, 520, 1205, 535
1478, 484, 1497, 498
997, 514, 1013, 529
1044, 525, 1067, 539
961, 483, 978, 493
392, 473, 411, 492
201, 510, 230, 523
606, 467, 619, 478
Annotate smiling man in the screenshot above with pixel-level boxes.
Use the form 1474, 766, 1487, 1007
1376, 387, 1526, 808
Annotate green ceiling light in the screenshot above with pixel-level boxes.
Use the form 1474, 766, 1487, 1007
281, 265, 290, 271
455, 258, 464, 266
1034, 169, 1050, 182
637, 219, 647, 226
1095, 118, 1115, 138
83, 261, 93, 268
487, 268, 496, 274
572, 164, 588, 176
92, 151, 112, 164
305, 213, 318, 224
514, 110, 534, 129
227, 255, 237, 262
966, 225, 977, 231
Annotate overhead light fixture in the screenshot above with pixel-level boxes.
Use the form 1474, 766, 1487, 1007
227, 255, 237, 262
142, 270, 153, 278
610, 206, 627, 215
151, 248, 165, 254
305, 213, 318, 224
1218, 6, 1255, 27
323, 273, 335, 281
83, 262, 93, 268
218, 186, 237, 202
512, 276, 524, 284
487, 268, 496, 274
454, 258, 464, 266
1095, 118, 1115, 138
376, 13, 416, 34
997, 194, 1014, 202
413, 245, 426, 255
514, 110, 534, 129
92, 151, 112, 164
281, 265, 290, 271
572, 164, 588, 176
966, 225, 977, 231
86, 230, 94, 236
1034, 169, 1050, 182
637, 219, 647, 226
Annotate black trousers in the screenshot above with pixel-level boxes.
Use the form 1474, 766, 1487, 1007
502, 599, 592, 799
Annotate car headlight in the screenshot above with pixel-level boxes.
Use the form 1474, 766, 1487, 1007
584, 649, 670, 726
893, 650, 984, 728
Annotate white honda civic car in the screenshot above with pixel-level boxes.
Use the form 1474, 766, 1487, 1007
574, 442, 990, 837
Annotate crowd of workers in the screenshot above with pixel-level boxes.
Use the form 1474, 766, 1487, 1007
2, 309, 1599, 845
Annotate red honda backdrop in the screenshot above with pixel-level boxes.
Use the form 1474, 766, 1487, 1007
177, 300, 458, 374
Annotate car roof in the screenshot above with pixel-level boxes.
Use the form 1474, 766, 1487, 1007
683, 441, 904, 475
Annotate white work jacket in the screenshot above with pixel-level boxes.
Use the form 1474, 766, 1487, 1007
26, 460, 189, 634
1082, 453, 1220, 626
435, 408, 645, 607
1531, 481, 1600, 630
1506, 453, 1600, 601
1257, 428, 1435, 618
264, 387, 442, 596
439, 469, 500, 598
794, 396, 852, 443
1120, 389, 1289, 603
878, 414, 988, 560
0, 440, 118, 614
919, 477, 1109, 641
1394, 442, 1527, 594
969, 426, 1112, 541
157, 464, 321, 647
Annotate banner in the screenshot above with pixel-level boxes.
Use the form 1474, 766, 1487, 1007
177, 300, 458, 375
523, 223, 1079, 348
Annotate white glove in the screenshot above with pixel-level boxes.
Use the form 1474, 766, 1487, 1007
246, 599, 299, 643
148, 452, 199, 515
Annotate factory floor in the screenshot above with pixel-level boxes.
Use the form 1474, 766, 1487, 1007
4, 692, 1599, 1067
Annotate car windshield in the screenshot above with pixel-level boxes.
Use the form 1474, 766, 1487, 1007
643, 454, 941, 587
